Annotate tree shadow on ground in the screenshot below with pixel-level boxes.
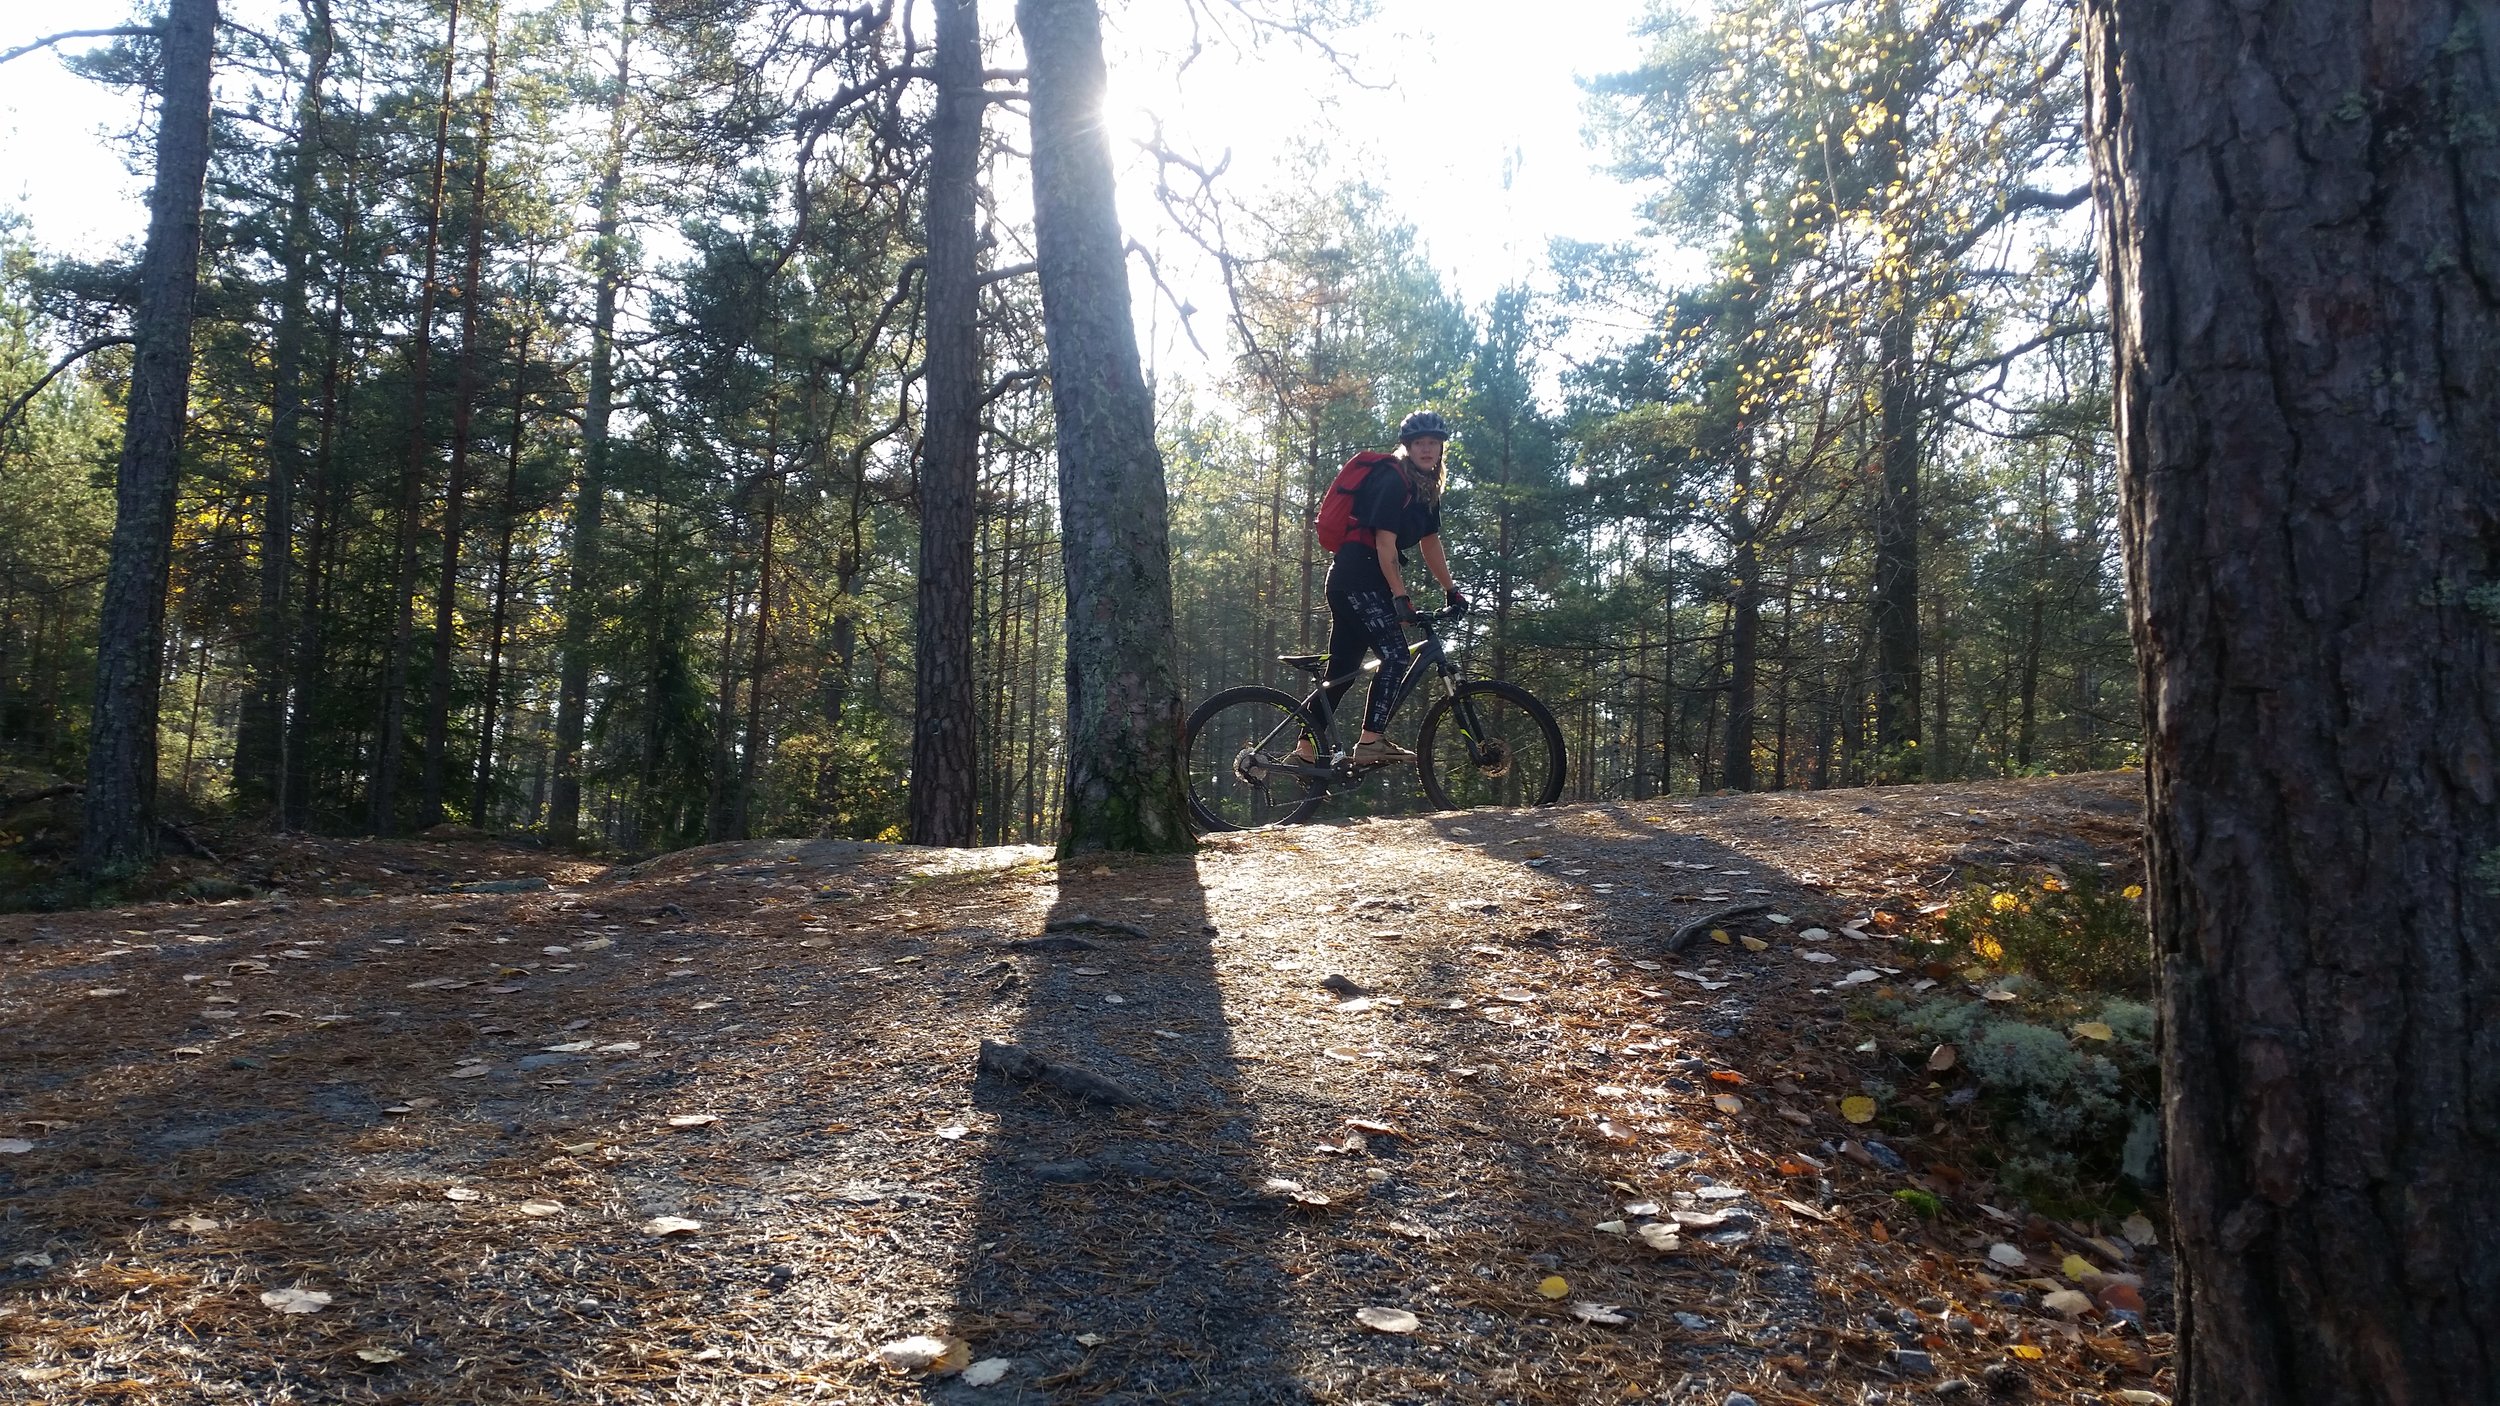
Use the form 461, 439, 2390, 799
926, 855, 1315, 1403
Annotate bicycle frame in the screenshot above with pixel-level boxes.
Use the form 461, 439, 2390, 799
1251, 612, 1492, 788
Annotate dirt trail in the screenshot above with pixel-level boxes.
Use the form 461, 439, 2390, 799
0, 774, 2165, 1404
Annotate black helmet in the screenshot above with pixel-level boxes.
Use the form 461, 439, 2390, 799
1397, 410, 1450, 443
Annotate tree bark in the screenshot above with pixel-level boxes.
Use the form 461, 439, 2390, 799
1721, 464, 1760, 792
549, 0, 630, 848
2087, 0, 2500, 1400
78, 0, 217, 875
233, 0, 332, 819
472, 320, 529, 824
1017, 0, 1193, 855
421, 15, 499, 829
908, 0, 982, 846
371, 0, 463, 833
1870, 305, 1922, 779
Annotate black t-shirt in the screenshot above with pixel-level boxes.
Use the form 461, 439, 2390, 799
1344, 458, 1440, 559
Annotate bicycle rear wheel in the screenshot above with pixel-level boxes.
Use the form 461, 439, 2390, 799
1183, 686, 1331, 831
1417, 680, 1567, 811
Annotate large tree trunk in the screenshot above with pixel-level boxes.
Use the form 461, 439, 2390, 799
472, 321, 530, 824
1720, 489, 1759, 792
420, 17, 499, 829
1870, 306, 1922, 779
2087, 1, 2500, 1401
371, 0, 463, 833
908, 0, 982, 846
549, 1, 630, 848
79, 0, 218, 875
233, 0, 332, 820
1017, 0, 1192, 855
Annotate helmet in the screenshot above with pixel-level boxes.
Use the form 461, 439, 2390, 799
1397, 411, 1449, 443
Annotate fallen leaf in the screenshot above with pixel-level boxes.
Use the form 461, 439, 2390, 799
2061, 1253, 2099, 1282
2072, 1021, 2114, 1041
2042, 1288, 2095, 1317
542, 1040, 595, 1054
260, 1287, 332, 1314
961, 1357, 1012, 1386
1739, 935, 1771, 952
667, 1114, 720, 1128
1570, 1301, 1630, 1325
872, 1334, 968, 1372
1837, 969, 1882, 987
936, 1124, 970, 1141
1594, 1219, 1628, 1234
445, 1065, 493, 1080
1928, 1044, 1958, 1072
354, 1346, 404, 1364
170, 1215, 220, 1233
2121, 1213, 2159, 1247
1708, 929, 1731, 945
1636, 1223, 1681, 1251
1840, 1096, 1879, 1124
518, 1201, 564, 1217
1710, 1093, 1744, 1115
2011, 1344, 2045, 1360
1709, 1070, 1746, 1085
0, 1139, 33, 1155
444, 1187, 482, 1202
85, 987, 128, 998
1988, 1242, 2028, 1267
1800, 951, 1838, 964
2114, 1393, 2172, 1406
1356, 1306, 1420, 1333
644, 1216, 702, 1237
1074, 1332, 1107, 1347
1537, 1275, 1571, 1300
1779, 1198, 1833, 1223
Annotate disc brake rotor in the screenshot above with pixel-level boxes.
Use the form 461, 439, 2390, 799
1475, 736, 1515, 778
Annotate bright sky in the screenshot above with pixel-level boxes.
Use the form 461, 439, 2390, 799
0, 0, 1665, 373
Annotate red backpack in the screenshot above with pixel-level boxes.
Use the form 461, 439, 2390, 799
1312, 451, 1409, 553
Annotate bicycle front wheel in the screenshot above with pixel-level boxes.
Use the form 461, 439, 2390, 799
1417, 680, 1567, 811
1183, 686, 1331, 831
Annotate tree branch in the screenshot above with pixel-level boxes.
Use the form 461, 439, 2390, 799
978, 261, 1037, 287
0, 336, 134, 441
0, 26, 156, 67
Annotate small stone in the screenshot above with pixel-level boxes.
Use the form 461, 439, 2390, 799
1892, 1348, 1935, 1375
1724, 1395, 1760, 1406
1935, 1377, 1975, 1396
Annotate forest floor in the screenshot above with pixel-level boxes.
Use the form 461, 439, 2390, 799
0, 773, 2172, 1406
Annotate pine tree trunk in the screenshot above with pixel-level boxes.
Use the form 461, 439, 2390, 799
234, 0, 332, 818
1721, 485, 1759, 791
2087, 0, 2500, 1400
1017, 0, 1193, 855
2015, 589, 2043, 769
472, 321, 529, 824
286, 235, 353, 830
371, 0, 463, 833
421, 16, 498, 829
908, 0, 982, 846
733, 386, 779, 841
1871, 307, 1922, 779
79, 0, 218, 875
549, 2, 630, 848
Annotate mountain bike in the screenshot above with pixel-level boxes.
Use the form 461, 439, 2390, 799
1182, 604, 1566, 831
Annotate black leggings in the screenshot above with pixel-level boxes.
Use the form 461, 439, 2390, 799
1323, 551, 1411, 736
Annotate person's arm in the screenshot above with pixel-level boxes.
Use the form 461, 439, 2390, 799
1374, 527, 1410, 598
1419, 534, 1455, 594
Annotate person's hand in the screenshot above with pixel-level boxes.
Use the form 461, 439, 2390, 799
1394, 594, 1421, 624
1446, 585, 1470, 616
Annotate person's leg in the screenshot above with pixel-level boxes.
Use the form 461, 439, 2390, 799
1303, 587, 1369, 761
1347, 586, 1411, 743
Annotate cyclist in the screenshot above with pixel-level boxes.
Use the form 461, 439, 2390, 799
1301, 410, 1469, 765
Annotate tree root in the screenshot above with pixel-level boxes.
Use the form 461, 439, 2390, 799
1665, 901, 1776, 954
977, 1039, 1145, 1107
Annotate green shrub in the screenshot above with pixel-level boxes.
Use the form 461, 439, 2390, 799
1939, 867, 2151, 994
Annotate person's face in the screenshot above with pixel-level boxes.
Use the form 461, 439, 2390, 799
1407, 435, 1446, 471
